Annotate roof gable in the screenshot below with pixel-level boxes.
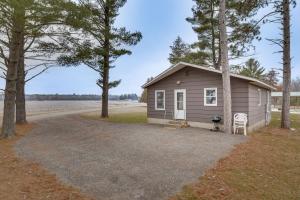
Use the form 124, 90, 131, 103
142, 62, 276, 90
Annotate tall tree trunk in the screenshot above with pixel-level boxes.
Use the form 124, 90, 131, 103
217, 37, 221, 69
16, 35, 27, 124
219, 0, 232, 134
101, 58, 109, 118
281, 0, 291, 129
101, 2, 110, 118
1, 15, 23, 138
210, 0, 217, 69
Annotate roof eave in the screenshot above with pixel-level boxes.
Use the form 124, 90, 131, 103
142, 62, 186, 88
249, 81, 277, 91
141, 62, 276, 91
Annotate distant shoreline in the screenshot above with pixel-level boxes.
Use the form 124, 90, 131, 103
0, 94, 140, 101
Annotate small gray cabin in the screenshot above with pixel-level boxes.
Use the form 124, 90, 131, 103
142, 62, 276, 132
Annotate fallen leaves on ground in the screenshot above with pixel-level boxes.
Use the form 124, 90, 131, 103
170, 126, 300, 200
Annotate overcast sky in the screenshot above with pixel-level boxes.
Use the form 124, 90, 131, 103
3, 0, 299, 95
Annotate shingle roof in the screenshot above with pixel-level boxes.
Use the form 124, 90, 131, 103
142, 62, 276, 90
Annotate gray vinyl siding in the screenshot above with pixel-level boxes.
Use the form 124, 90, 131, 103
147, 67, 249, 124
248, 84, 269, 125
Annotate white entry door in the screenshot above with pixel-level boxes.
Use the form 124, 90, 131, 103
174, 89, 186, 120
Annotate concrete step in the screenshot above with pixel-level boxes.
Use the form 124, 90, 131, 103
167, 120, 190, 128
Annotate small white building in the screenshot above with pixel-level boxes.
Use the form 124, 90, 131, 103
271, 92, 300, 110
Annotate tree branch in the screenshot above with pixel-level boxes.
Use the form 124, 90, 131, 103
25, 65, 55, 82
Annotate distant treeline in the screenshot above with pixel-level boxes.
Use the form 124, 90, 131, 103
119, 94, 138, 101
0, 94, 140, 101
25, 94, 101, 101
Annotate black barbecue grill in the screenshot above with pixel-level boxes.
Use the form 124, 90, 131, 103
210, 116, 222, 132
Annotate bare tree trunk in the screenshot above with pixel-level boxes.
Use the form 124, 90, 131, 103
1, 16, 23, 138
101, 2, 110, 118
16, 35, 27, 124
281, 0, 291, 129
219, 0, 232, 134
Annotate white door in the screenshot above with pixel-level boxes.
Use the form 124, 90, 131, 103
174, 89, 186, 120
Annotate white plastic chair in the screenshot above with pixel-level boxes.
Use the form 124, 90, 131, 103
233, 113, 248, 136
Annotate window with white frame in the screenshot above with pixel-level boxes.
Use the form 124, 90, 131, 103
258, 89, 262, 106
155, 90, 165, 110
204, 88, 217, 106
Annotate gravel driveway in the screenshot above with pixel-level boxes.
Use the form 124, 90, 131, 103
15, 115, 246, 200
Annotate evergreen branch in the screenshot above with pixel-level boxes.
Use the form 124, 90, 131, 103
108, 79, 121, 89
0, 65, 7, 72
0, 38, 9, 47
25, 65, 54, 83
0, 47, 8, 66
24, 37, 36, 52
253, 11, 278, 27
24, 57, 57, 62
84, 62, 101, 73
266, 38, 283, 48
25, 62, 55, 72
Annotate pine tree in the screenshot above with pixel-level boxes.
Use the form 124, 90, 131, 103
0, 0, 25, 137
219, 0, 232, 134
186, 0, 219, 68
140, 77, 153, 103
168, 36, 191, 65
239, 58, 265, 80
261, 0, 296, 128
0, 0, 73, 128
58, 0, 142, 118
281, 0, 292, 128
15, 0, 68, 124
187, 0, 263, 69
140, 89, 147, 103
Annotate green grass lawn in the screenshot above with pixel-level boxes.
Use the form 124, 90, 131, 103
270, 112, 300, 130
81, 112, 147, 124
171, 113, 300, 200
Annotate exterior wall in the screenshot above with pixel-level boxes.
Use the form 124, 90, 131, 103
147, 67, 249, 124
248, 84, 271, 129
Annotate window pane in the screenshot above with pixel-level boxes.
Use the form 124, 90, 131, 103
177, 101, 183, 110
176, 92, 184, 110
177, 92, 183, 102
206, 97, 216, 105
157, 100, 163, 108
156, 92, 164, 109
206, 89, 216, 97
157, 92, 164, 99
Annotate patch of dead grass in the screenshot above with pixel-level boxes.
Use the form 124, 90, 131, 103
171, 114, 300, 200
81, 112, 147, 124
0, 124, 93, 200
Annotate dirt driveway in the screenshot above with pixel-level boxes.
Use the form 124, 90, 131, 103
15, 115, 246, 200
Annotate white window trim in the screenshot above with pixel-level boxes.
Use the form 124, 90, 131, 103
204, 88, 217, 106
258, 89, 262, 106
267, 91, 270, 112
155, 90, 165, 110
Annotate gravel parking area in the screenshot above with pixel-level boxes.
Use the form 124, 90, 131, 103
15, 115, 246, 200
